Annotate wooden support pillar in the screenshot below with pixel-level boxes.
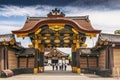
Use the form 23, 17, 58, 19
38, 44, 44, 73
76, 48, 80, 74
87, 56, 89, 68
0, 48, 1, 71
109, 47, 114, 70
96, 56, 99, 68
26, 57, 28, 68
1, 47, 4, 70
76, 36, 81, 74
34, 39, 39, 74
17, 57, 20, 68
4, 46, 8, 69
106, 46, 110, 69
71, 44, 76, 72
34, 49, 39, 74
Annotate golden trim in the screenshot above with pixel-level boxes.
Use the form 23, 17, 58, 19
77, 68, 81, 74
16, 33, 28, 38
85, 33, 96, 38
96, 45, 101, 48
10, 39, 15, 45
64, 40, 70, 43
56, 44, 60, 47
72, 67, 75, 72
35, 40, 39, 48
39, 67, 44, 72
81, 43, 87, 47
72, 44, 76, 52
54, 39, 60, 43
73, 40, 76, 43
35, 29, 41, 34
2, 42, 9, 45
76, 40, 80, 48
45, 40, 51, 43
48, 23, 65, 31
74, 67, 77, 73
64, 34, 70, 36
34, 68, 38, 74
45, 34, 51, 36
72, 28, 78, 34
104, 41, 109, 45
98, 39, 103, 45
39, 44, 44, 52
47, 44, 52, 47
63, 44, 68, 47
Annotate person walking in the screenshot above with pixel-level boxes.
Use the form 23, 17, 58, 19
62, 63, 67, 71
59, 63, 62, 70
61, 63, 64, 71
64, 63, 67, 71
56, 63, 58, 70
52, 63, 55, 71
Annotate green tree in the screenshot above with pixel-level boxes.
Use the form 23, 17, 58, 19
114, 30, 120, 34
68, 55, 72, 60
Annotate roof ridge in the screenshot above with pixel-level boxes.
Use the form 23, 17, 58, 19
27, 15, 89, 20
100, 33, 120, 36
0, 34, 13, 36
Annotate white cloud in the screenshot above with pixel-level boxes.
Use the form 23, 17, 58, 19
0, 5, 55, 17
0, 5, 120, 48
0, 25, 20, 34
0, 5, 120, 34
0, 20, 24, 26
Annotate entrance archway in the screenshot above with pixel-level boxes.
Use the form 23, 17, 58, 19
12, 8, 101, 74
44, 48, 71, 72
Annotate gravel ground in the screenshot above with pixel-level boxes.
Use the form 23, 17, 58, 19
0, 66, 120, 80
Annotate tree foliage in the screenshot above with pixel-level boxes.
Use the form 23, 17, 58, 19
68, 55, 72, 60
114, 30, 120, 34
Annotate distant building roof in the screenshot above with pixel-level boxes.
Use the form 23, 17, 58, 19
45, 48, 69, 57
99, 33, 120, 43
79, 48, 99, 56
0, 34, 14, 42
17, 48, 35, 57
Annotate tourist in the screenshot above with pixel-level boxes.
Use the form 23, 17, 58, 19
52, 63, 55, 71
65, 63, 67, 71
61, 63, 64, 71
56, 63, 58, 70
62, 63, 67, 71
59, 63, 62, 70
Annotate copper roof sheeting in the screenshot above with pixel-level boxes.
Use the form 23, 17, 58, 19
12, 16, 101, 34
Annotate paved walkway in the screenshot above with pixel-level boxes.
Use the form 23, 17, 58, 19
0, 66, 120, 80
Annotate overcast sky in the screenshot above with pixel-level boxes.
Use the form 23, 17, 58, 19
0, 0, 120, 53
